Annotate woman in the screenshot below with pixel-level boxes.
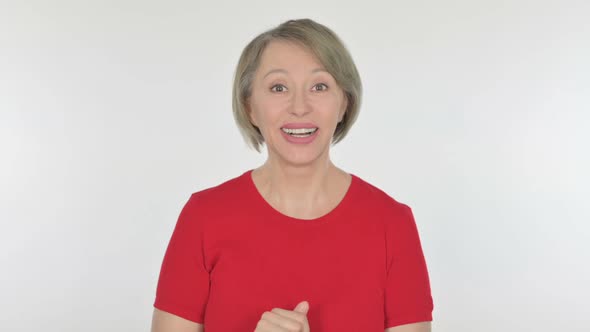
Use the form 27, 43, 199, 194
151, 18, 434, 332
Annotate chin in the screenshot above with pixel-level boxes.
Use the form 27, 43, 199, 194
280, 148, 329, 166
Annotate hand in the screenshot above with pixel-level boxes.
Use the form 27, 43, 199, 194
254, 300, 311, 332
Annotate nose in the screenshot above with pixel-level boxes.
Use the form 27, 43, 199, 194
289, 88, 311, 117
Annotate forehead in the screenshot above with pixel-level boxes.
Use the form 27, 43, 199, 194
258, 40, 323, 70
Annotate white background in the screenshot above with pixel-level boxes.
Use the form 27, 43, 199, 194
1, 1, 589, 331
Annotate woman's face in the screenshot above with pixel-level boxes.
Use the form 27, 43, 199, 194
247, 40, 348, 166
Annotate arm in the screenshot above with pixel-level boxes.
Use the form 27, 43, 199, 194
151, 308, 204, 332
385, 321, 431, 332
384, 205, 433, 332
152, 194, 210, 331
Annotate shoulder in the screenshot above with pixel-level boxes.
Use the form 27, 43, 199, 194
181, 171, 249, 216
352, 173, 413, 219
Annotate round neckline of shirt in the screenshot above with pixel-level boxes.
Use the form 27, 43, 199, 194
243, 168, 357, 226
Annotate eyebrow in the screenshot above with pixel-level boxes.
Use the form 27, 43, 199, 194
263, 68, 329, 78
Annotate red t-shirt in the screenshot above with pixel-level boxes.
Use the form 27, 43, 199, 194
153, 169, 433, 331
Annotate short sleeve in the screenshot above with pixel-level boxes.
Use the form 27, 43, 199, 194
384, 204, 434, 328
153, 194, 210, 323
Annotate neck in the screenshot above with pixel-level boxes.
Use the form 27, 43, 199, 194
253, 155, 338, 215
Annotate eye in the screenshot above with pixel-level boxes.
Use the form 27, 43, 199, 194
313, 83, 328, 91
270, 84, 287, 93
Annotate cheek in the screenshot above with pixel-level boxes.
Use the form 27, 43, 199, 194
316, 98, 343, 117
249, 103, 278, 130
257, 99, 286, 119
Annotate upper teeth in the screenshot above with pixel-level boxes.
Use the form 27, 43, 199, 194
281, 127, 318, 134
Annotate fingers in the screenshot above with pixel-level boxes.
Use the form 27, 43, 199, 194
292, 301, 309, 315
256, 310, 304, 332
271, 307, 307, 324
254, 301, 311, 332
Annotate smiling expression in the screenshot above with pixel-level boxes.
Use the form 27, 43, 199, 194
247, 40, 348, 166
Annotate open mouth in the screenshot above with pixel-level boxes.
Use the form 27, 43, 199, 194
280, 127, 318, 138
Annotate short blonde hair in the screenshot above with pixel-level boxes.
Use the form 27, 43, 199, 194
232, 18, 363, 152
